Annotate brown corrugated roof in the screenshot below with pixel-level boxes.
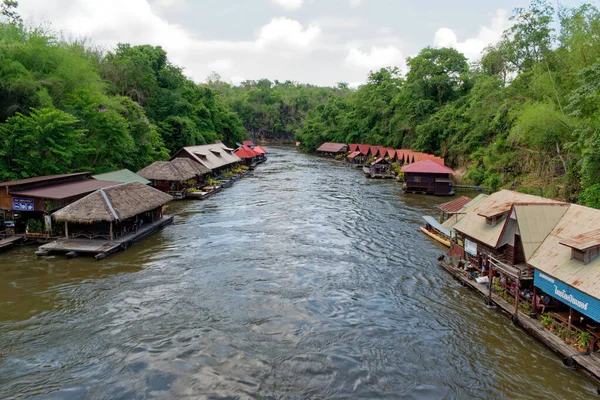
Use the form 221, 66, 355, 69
529, 204, 600, 299
560, 229, 600, 251
10, 179, 121, 200
438, 196, 472, 213
316, 143, 348, 153
0, 172, 90, 188
453, 190, 563, 248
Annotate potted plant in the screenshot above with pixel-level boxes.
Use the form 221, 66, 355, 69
577, 332, 591, 353
541, 313, 552, 328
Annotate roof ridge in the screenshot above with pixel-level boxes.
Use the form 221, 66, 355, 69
100, 188, 119, 220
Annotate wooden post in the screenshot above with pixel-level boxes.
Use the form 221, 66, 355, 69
514, 276, 520, 317
532, 285, 537, 312
488, 256, 493, 301
568, 307, 573, 332
109, 221, 113, 241
64, 222, 68, 239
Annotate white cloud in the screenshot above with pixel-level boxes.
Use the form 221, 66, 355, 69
433, 9, 510, 61
271, 0, 303, 11
209, 59, 233, 71
229, 75, 246, 85
349, 0, 361, 7
256, 17, 321, 50
344, 46, 405, 70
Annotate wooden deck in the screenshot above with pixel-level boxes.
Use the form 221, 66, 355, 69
37, 216, 174, 260
0, 235, 25, 253
439, 259, 600, 383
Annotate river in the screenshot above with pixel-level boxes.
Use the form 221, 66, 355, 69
0, 147, 596, 399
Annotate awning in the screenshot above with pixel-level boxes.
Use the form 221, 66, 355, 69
422, 215, 452, 238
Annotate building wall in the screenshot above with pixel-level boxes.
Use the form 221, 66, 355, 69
405, 172, 450, 195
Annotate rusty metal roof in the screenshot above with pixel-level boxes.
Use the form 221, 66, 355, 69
10, 179, 121, 200
453, 190, 561, 248
0, 172, 90, 188
513, 203, 570, 260
476, 190, 562, 218
438, 196, 472, 213
316, 143, 348, 153
529, 204, 600, 299
560, 229, 600, 251
443, 194, 489, 231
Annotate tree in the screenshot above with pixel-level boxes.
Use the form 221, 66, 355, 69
0, 107, 84, 179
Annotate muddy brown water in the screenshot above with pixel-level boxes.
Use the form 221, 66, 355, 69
0, 147, 597, 399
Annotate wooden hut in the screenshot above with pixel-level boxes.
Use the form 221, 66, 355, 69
253, 146, 268, 162
137, 158, 210, 199
0, 172, 121, 235
401, 160, 455, 195
171, 142, 241, 176
368, 158, 394, 179
41, 182, 174, 259
316, 142, 348, 157
235, 145, 260, 167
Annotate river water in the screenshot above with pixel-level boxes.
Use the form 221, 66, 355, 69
0, 147, 596, 399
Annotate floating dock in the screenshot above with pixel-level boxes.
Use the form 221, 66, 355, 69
0, 235, 25, 253
438, 259, 600, 383
36, 216, 174, 260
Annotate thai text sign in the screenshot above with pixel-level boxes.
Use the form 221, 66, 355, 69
534, 269, 600, 323
12, 197, 34, 211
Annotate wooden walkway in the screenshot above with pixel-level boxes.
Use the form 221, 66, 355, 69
0, 235, 25, 253
37, 216, 174, 260
439, 259, 600, 383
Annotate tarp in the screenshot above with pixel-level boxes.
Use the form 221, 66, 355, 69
422, 215, 452, 238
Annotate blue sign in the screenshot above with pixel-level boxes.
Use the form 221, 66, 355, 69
12, 197, 34, 211
534, 269, 600, 323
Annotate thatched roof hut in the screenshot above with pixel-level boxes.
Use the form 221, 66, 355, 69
137, 158, 209, 182
170, 158, 210, 177
53, 182, 173, 224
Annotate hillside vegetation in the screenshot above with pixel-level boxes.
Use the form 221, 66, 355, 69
296, 1, 600, 207
2, 1, 600, 208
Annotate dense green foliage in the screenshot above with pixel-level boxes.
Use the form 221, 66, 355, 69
207, 75, 348, 142
3, 0, 600, 208
0, 11, 246, 180
297, 1, 600, 205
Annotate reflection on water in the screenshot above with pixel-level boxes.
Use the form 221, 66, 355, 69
0, 147, 596, 399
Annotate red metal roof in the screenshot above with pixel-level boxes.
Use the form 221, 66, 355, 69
317, 143, 348, 153
401, 160, 455, 174
0, 172, 90, 188
347, 151, 361, 159
242, 140, 256, 147
253, 145, 267, 155
235, 145, 258, 159
349, 144, 360, 152
437, 196, 472, 213
9, 179, 121, 200
357, 144, 370, 155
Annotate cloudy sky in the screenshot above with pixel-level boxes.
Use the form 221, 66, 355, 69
17, 0, 584, 87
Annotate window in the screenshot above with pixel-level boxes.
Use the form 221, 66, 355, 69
413, 176, 422, 183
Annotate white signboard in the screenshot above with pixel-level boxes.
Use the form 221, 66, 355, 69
464, 238, 477, 256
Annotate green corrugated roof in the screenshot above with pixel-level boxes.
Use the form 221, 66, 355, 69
92, 169, 150, 185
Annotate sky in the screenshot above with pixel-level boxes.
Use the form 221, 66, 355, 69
16, 0, 588, 87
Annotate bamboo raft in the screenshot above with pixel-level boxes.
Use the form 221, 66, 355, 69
438, 259, 600, 383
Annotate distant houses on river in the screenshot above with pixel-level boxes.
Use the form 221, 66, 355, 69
315, 141, 454, 195
0, 140, 267, 259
